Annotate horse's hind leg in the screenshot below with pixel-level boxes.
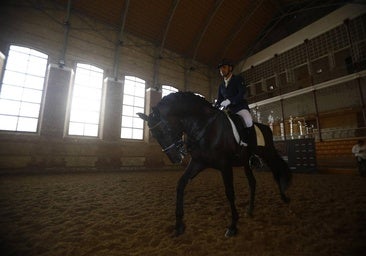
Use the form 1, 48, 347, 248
264, 149, 292, 203
243, 164, 256, 216
220, 167, 239, 237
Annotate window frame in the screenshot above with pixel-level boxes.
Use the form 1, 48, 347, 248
66, 63, 105, 138
0, 45, 49, 133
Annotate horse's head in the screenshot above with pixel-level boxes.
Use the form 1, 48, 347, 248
137, 107, 185, 164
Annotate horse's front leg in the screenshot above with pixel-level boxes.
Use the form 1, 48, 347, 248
175, 160, 203, 236
220, 167, 239, 237
243, 163, 256, 217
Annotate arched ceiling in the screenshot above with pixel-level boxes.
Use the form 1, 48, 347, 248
55, 0, 348, 68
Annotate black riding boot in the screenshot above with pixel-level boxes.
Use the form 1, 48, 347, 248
247, 125, 263, 169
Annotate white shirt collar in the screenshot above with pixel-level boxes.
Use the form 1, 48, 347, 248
224, 73, 233, 87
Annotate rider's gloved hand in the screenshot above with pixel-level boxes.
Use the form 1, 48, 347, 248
220, 99, 231, 108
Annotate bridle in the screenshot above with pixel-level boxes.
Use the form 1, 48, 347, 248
149, 119, 186, 156
149, 109, 221, 156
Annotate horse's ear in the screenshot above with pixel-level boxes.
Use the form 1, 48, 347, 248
137, 112, 149, 121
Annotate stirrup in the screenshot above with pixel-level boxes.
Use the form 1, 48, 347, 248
249, 154, 263, 169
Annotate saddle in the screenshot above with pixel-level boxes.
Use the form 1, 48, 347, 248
227, 113, 265, 147
227, 112, 265, 168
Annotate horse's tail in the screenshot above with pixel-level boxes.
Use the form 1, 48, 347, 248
256, 123, 292, 192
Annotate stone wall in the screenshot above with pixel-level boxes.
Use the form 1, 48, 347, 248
0, 1, 215, 171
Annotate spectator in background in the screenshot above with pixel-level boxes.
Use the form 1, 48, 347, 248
352, 139, 366, 176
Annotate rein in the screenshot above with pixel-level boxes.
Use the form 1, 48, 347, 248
149, 120, 162, 130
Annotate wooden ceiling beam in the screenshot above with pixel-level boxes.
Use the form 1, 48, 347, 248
190, 0, 225, 63
159, 0, 181, 57
113, 0, 130, 79
215, 0, 264, 65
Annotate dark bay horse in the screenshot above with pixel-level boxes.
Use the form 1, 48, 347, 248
138, 91, 291, 237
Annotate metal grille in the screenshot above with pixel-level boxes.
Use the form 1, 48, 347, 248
242, 13, 366, 92
349, 13, 366, 42
277, 44, 307, 72
243, 66, 256, 85
308, 25, 348, 60
349, 14, 366, 62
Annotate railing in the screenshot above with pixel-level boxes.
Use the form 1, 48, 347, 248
273, 127, 366, 142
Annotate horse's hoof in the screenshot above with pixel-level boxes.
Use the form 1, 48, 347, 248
225, 227, 237, 237
175, 223, 185, 237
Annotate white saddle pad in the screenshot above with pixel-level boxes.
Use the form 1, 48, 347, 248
226, 116, 265, 147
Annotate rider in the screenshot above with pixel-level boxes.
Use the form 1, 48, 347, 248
215, 59, 262, 168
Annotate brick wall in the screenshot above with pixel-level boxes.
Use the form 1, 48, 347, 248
0, 2, 214, 171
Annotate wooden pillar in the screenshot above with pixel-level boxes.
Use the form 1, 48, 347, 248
101, 78, 123, 141
40, 64, 73, 137
0, 51, 5, 79
144, 87, 162, 142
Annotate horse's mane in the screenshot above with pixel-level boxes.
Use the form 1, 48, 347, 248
157, 91, 214, 110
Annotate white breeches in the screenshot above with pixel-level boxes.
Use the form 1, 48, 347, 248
236, 109, 253, 128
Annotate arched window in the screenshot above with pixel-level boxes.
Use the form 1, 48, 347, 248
0, 45, 48, 132
67, 63, 104, 137
161, 85, 178, 98
121, 76, 145, 139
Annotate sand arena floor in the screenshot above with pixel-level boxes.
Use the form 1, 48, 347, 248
0, 168, 365, 256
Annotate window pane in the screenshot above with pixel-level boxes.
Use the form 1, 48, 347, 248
22, 88, 42, 103
135, 86, 145, 97
0, 45, 47, 132
134, 107, 144, 115
7, 52, 28, 71
17, 117, 38, 132
69, 122, 84, 135
3, 71, 26, 86
84, 112, 99, 124
0, 99, 21, 115
70, 109, 84, 122
122, 105, 133, 116
124, 83, 135, 95
121, 127, 132, 138
25, 75, 44, 90
84, 124, 98, 136
0, 115, 17, 130
28, 56, 47, 76
133, 117, 143, 128
0, 84, 23, 100
122, 116, 133, 127
123, 95, 134, 105
132, 128, 143, 139
19, 102, 40, 118
134, 97, 144, 107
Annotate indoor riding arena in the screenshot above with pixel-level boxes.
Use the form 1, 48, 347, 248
0, 1, 365, 256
